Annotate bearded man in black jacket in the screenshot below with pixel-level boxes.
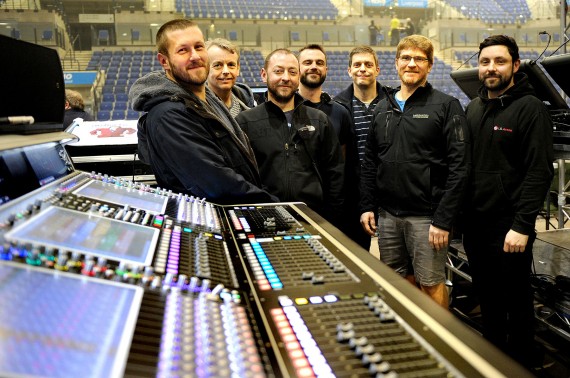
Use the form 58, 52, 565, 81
462, 35, 554, 366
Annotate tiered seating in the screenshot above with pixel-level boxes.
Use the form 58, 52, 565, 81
88, 50, 159, 120
443, 0, 531, 24
87, 48, 461, 118
176, 0, 338, 20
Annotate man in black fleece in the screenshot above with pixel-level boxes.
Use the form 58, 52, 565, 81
462, 35, 554, 366
360, 35, 468, 307
128, 19, 277, 204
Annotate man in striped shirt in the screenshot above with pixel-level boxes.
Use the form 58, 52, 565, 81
334, 46, 385, 249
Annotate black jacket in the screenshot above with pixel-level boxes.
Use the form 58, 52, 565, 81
334, 81, 385, 119
236, 93, 344, 220
129, 71, 277, 205
464, 72, 554, 234
360, 83, 469, 231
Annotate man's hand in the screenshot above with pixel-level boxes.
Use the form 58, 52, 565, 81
503, 229, 529, 253
429, 225, 449, 251
360, 212, 377, 236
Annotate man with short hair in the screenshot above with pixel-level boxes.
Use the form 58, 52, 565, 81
64, 89, 92, 128
129, 19, 276, 204
360, 35, 469, 308
334, 45, 384, 248
236, 49, 344, 223
297, 44, 357, 233
205, 38, 256, 117
462, 35, 554, 365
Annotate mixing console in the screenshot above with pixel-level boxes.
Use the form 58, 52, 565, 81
0, 134, 534, 378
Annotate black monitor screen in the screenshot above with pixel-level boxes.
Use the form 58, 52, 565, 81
0, 35, 64, 124
0, 142, 72, 205
0, 261, 142, 378
541, 52, 570, 100
450, 59, 569, 110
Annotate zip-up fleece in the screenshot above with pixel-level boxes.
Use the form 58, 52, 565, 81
129, 71, 277, 204
464, 72, 554, 234
236, 93, 344, 220
360, 83, 469, 231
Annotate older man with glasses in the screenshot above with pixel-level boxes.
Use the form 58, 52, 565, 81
360, 35, 469, 308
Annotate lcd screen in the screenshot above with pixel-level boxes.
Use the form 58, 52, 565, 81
0, 261, 142, 378
5, 207, 159, 266
0, 142, 71, 205
74, 180, 167, 214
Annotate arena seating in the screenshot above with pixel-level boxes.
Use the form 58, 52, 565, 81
175, 0, 338, 20
87, 48, 464, 120
443, 0, 531, 24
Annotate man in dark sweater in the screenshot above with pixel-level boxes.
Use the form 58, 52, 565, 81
236, 49, 344, 224
462, 35, 554, 366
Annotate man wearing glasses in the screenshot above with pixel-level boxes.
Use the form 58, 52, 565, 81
360, 35, 469, 307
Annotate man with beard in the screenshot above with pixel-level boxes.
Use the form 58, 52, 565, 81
129, 19, 276, 204
236, 49, 344, 224
462, 35, 553, 366
297, 44, 362, 238
206, 38, 257, 117
334, 45, 384, 249
360, 35, 469, 307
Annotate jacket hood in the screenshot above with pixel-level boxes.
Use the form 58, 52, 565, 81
477, 72, 536, 106
232, 82, 257, 108
129, 70, 191, 112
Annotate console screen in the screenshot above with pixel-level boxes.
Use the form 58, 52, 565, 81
5, 207, 159, 265
0, 261, 142, 378
74, 180, 167, 214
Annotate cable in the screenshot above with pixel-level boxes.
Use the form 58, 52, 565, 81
533, 31, 551, 63
548, 33, 570, 57
455, 51, 479, 70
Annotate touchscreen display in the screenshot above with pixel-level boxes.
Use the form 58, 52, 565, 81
5, 207, 158, 265
74, 180, 167, 214
0, 261, 142, 378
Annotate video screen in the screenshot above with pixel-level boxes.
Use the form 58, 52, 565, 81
74, 180, 167, 214
5, 207, 159, 266
0, 142, 70, 205
0, 261, 142, 378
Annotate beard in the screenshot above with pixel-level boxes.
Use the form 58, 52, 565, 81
399, 71, 427, 87
300, 71, 326, 89
267, 82, 296, 104
169, 61, 209, 87
480, 71, 513, 93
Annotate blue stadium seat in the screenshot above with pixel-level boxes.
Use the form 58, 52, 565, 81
112, 110, 126, 120
97, 111, 111, 121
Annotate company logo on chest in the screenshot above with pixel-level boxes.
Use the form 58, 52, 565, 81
493, 125, 513, 133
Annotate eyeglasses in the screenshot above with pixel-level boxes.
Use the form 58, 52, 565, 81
398, 55, 429, 64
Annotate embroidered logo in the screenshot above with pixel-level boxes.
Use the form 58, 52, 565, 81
493, 125, 513, 133
412, 114, 429, 119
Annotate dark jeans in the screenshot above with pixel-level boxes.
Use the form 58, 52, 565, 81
463, 222, 536, 365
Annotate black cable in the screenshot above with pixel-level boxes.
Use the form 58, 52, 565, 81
455, 51, 479, 70
533, 31, 551, 63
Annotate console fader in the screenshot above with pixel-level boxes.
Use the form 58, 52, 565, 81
0, 138, 534, 378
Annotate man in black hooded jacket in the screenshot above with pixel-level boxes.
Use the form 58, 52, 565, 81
462, 35, 554, 366
128, 19, 276, 205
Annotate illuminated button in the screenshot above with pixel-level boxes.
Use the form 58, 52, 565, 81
295, 298, 309, 305
292, 358, 310, 368
296, 367, 315, 377
323, 295, 338, 303
285, 341, 301, 351
279, 297, 294, 307
309, 296, 323, 304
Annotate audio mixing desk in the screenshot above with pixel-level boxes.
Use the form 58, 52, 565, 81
0, 133, 533, 377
